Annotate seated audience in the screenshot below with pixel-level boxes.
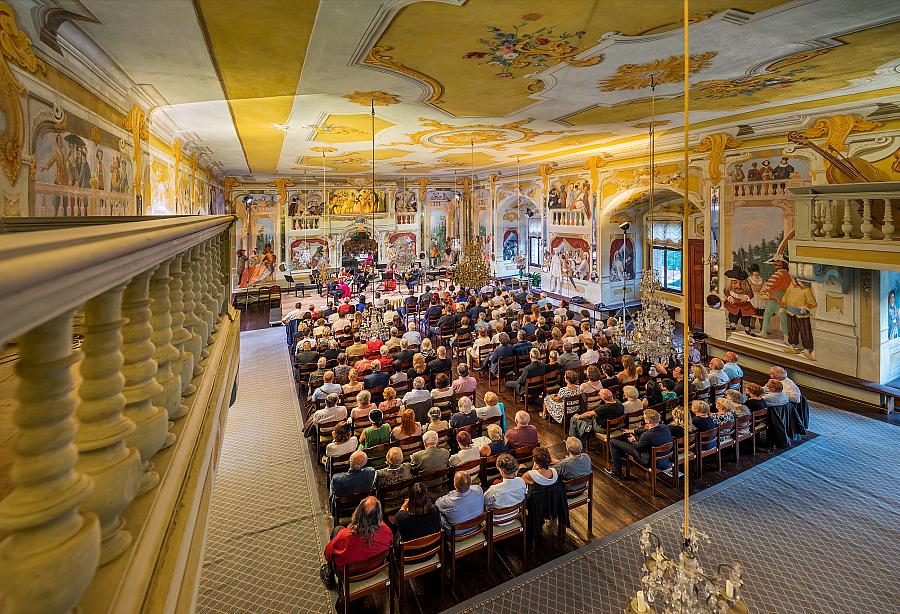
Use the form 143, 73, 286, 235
569, 388, 623, 438
396, 483, 442, 544
762, 379, 789, 406
479, 423, 510, 457
617, 355, 643, 385
402, 376, 432, 406
449, 431, 481, 470
554, 437, 592, 491
391, 408, 423, 442
605, 409, 673, 480
449, 396, 478, 429
304, 392, 347, 435
330, 450, 375, 500
557, 342, 581, 370
436, 471, 484, 532
505, 411, 539, 449
622, 385, 644, 414
419, 338, 435, 360
407, 353, 429, 382
358, 408, 391, 449
424, 407, 449, 433
483, 454, 526, 522
475, 391, 503, 422
510, 348, 546, 397
323, 421, 357, 466
451, 364, 478, 396
580, 338, 599, 366
600, 363, 618, 388
378, 386, 401, 414
427, 346, 453, 373
512, 330, 532, 355
579, 365, 603, 396
543, 369, 580, 423
713, 398, 736, 426
707, 358, 730, 390
768, 366, 801, 403
643, 379, 663, 408
312, 371, 343, 402
374, 447, 413, 489
363, 361, 389, 389
333, 354, 351, 384
690, 364, 711, 397
350, 390, 375, 420
744, 383, 768, 412
522, 447, 558, 487
484, 333, 513, 376
689, 400, 717, 440
722, 351, 743, 385
342, 368, 363, 395
295, 340, 319, 366
430, 372, 454, 404
410, 431, 450, 474
323, 496, 392, 583
660, 379, 678, 401
308, 357, 329, 391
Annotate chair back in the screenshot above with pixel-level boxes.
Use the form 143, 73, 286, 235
397, 532, 443, 578
735, 414, 753, 439
327, 449, 353, 483
697, 427, 719, 456
476, 343, 496, 365
432, 394, 454, 419
332, 489, 374, 526
338, 549, 391, 604
432, 427, 452, 449
543, 370, 561, 392
651, 441, 676, 470
362, 441, 392, 469
718, 419, 736, 446
625, 408, 644, 430
447, 512, 488, 551
376, 477, 416, 522
480, 454, 501, 486
489, 500, 526, 535
418, 467, 452, 500
406, 399, 433, 423
398, 435, 424, 461
455, 333, 474, 353
562, 395, 582, 435
511, 443, 538, 472
478, 415, 502, 436
451, 457, 482, 484
563, 472, 592, 507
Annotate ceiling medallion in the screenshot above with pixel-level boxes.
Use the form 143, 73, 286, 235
392, 117, 567, 152
599, 51, 716, 91
344, 90, 400, 106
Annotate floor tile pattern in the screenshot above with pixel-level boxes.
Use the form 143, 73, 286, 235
447, 404, 900, 614
196, 327, 332, 614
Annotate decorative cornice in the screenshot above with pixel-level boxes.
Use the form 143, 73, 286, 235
692, 132, 742, 185
803, 114, 883, 152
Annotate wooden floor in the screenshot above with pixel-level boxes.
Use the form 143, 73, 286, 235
236, 301, 810, 614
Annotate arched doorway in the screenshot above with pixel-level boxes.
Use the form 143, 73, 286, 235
341, 230, 378, 269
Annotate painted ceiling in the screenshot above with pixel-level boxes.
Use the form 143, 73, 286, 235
16, 0, 900, 180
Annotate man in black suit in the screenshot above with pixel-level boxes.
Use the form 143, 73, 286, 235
483, 332, 513, 376
507, 348, 546, 397
363, 361, 389, 390
427, 345, 453, 374
606, 409, 673, 479
437, 305, 456, 332
419, 285, 433, 305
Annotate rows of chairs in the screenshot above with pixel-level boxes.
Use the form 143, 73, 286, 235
331, 468, 592, 613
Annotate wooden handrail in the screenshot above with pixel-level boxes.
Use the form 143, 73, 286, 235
0, 215, 235, 346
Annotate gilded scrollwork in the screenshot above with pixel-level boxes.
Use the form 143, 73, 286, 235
693, 132, 742, 185
123, 105, 148, 197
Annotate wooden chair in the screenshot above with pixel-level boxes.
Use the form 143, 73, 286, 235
405, 400, 433, 424
710, 382, 728, 403
336, 550, 394, 614
394, 532, 443, 612
563, 472, 593, 541
377, 477, 416, 525
362, 441, 392, 470
521, 374, 545, 409
432, 395, 454, 420
489, 355, 518, 392
453, 390, 477, 407
445, 512, 489, 589
391, 378, 410, 397
432, 427, 452, 449
450, 457, 483, 485
418, 467, 452, 500
478, 415, 502, 437
751, 407, 769, 453
487, 501, 527, 567
480, 454, 501, 487
734, 414, 754, 461
397, 435, 424, 462
266, 285, 282, 309
510, 443, 538, 474
315, 418, 343, 460
543, 369, 561, 395
474, 343, 496, 373
593, 414, 626, 466
696, 426, 720, 478
368, 386, 386, 404
561, 395, 582, 440
331, 489, 375, 526
342, 390, 360, 411
674, 432, 697, 489
717, 419, 737, 466
623, 441, 675, 498
326, 449, 353, 485
404, 300, 422, 329
454, 332, 473, 358
727, 376, 743, 391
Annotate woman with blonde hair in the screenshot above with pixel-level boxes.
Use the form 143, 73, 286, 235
467, 327, 491, 367
479, 423, 509, 456
342, 367, 363, 395
548, 327, 564, 353
691, 364, 711, 397
419, 337, 435, 359
378, 386, 401, 413
617, 354, 642, 384
391, 408, 422, 441
407, 353, 428, 381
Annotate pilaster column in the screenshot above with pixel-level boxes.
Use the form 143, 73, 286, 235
0, 312, 101, 613
170, 253, 196, 396
150, 261, 184, 448
76, 285, 143, 565
121, 269, 169, 495
190, 245, 212, 356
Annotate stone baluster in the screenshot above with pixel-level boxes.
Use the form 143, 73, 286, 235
809, 199, 819, 236
883, 198, 895, 240
0, 312, 101, 613
184, 247, 209, 368
201, 240, 221, 333
822, 199, 834, 237
75, 285, 143, 565
191, 245, 212, 356
170, 252, 196, 396
841, 199, 853, 238
815, 200, 824, 236
213, 234, 228, 314
121, 268, 169, 495
860, 199, 873, 240
150, 261, 183, 449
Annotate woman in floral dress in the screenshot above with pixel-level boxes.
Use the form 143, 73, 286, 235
542, 369, 580, 423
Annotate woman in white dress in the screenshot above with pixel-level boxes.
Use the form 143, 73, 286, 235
550, 250, 562, 292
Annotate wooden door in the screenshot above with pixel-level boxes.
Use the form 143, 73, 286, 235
688, 239, 705, 331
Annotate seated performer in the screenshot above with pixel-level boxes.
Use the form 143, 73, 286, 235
383, 261, 397, 292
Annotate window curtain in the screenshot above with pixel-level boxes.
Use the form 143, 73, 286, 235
648, 220, 683, 248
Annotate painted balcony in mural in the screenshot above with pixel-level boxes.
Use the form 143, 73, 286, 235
288, 216, 320, 230
548, 209, 589, 227
34, 182, 132, 217
790, 182, 900, 272
0, 216, 239, 614
395, 212, 416, 226
724, 178, 808, 203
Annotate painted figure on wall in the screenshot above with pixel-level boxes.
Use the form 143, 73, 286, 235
502, 229, 519, 261
782, 278, 817, 360
548, 186, 562, 209
889, 289, 899, 340
759, 255, 792, 339
291, 239, 328, 270
724, 267, 756, 336
394, 189, 418, 213
549, 249, 562, 293
609, 236, 635, 283
329, 189, 385, 215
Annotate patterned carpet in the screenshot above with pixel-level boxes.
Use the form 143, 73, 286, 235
447, 405, 900, 614
196, 327, 331, 614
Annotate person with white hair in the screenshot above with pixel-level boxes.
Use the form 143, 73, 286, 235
722, 351, 743, 385
554, 437, 591, 490
768, 365, 801, 403
401, 376, 431, 406
410, 430, 450, 475
450, 395, 478, 429
505, 410, 538, 448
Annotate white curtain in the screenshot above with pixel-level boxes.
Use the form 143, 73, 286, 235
649, 220, 683, 248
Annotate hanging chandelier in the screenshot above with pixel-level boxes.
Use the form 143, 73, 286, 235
452, 241, 491, 290
627, 270, 677, 365
627, 4, 749, 612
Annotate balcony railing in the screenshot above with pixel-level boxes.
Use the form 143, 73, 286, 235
0, 215, 240, 613
395, 213, 415, 225
290, 216, 320, 230
724, 178, 808, 202
793, 182, 899, 241
549, 209, 587, 226
34, 182, 131, 216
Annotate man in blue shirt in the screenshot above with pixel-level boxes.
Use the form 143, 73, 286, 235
436, 470, 484, 533
484, 332, 513, 376
512, 330, 532, 355
722, 351, 743, 387
330, 450, 376, 501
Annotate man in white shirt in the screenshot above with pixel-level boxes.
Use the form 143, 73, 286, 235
302, 393, 347, 436
281, 302, 304, 325
768, 366, 801, 403
402, 327, 422, 347
401, 377, 432, 406
331, 313, 351, 334
483, 454, 526, 523
312, 371, 343, 401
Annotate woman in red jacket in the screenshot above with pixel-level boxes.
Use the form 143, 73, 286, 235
321, 496, 393, 588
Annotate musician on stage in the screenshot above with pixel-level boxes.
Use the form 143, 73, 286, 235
383, 261, 397, 291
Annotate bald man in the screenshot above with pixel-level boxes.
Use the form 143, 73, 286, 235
722, 351, 743, 386
329, 450, 375, 501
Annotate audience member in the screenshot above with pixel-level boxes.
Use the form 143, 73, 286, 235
322, 496, 392, 584
554, 437, 591, 491
330, 450, 375, 500
436, 471, 484, 532
424, 407, 449, 433
605, 409, 673, 480
358, 408, 391, 449
410, 431, 450, 474
479, 423, 509, 456
569, 389, 623, 438
483, 454, 526, 522
312, 371, 343, 401
323, 421, 357, 466
374, 447, 413, 489
396, 483, 441, 544
768, 366, 801, 403
392, 408, 423, 442
402, 377, 431, 406
505, 411, 538, 448
722, 351, 743, 385
762, 379, 789, 406
543, 369, 580, 422
450, 396, 478, 429
451, 364, 478, 395
522, 447, 558, 487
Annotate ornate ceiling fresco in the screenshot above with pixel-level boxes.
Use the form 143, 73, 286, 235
15, 0, 900, 179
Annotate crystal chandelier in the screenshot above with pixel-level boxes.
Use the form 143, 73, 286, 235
452, 240, 491, 289
359, 306, 390, 342
626, 269, 677, 365
628, 525, 748, 614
